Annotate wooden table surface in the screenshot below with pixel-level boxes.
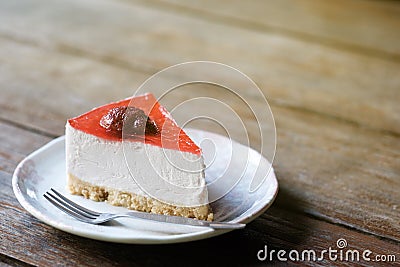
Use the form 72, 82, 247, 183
0, 0, 399, 266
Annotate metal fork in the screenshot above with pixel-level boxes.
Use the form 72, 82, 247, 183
43, 188, 245, 229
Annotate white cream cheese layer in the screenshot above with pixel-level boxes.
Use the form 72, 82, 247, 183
66, 122, 209, 207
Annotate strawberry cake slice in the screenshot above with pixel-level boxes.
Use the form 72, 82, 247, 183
66, 93, 213, 221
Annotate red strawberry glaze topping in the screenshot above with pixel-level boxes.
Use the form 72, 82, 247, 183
68, 93, 201, 155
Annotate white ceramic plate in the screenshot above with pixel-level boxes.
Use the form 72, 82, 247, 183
12, 129, 278, 244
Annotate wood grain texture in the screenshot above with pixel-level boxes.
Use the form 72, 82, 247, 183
0, 152, 399, 266
274, 106, 400, 241
0, 0, 399, 266
0, 0, 399, 135
153, 0, 400, 59
0, 122, 51, 174
0, 37, 398, 242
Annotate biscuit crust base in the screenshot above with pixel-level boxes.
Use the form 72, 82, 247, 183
67, 173, 213, 221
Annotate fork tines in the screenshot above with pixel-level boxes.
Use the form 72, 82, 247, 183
43, 188, 99, 222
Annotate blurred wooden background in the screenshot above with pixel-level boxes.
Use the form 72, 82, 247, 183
0, 0, 399, 266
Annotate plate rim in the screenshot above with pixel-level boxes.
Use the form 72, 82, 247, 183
12, 132, 278, 244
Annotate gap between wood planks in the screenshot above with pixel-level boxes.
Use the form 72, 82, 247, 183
0, 254, 34, 267
121, 0, 400, 63
0, 32, 399, 140
0, 117, 59, 139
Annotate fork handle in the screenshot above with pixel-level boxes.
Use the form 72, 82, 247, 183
121, 211, 246, 229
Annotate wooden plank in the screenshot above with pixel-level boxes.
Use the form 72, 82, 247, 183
0, 128, 398, 267
1, 164, 399, 266
0, 38, 398, 241
0, 122, 51, 174
0, 38, 150, 136
0, 0, 399, 135
273, 106, 400, 241
152, 0, 400, 58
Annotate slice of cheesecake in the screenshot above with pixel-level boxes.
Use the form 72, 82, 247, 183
66, 93, 213, 221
